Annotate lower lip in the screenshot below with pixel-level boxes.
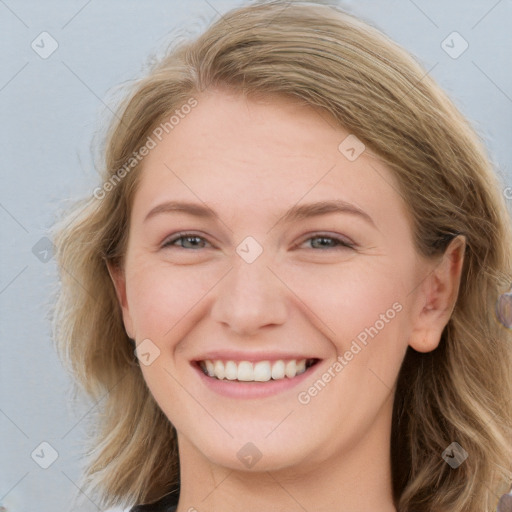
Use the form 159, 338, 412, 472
192, 362, 321, 399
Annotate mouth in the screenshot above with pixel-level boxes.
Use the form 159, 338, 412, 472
196, 358, 320, 382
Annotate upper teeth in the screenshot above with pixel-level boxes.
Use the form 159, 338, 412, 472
200, 359, 308, 382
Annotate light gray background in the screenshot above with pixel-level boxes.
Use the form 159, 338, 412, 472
1, 1, 511, 511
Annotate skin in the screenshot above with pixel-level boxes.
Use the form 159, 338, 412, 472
109, 88, 466, 512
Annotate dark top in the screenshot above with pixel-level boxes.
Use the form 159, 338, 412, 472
129, 488, 179, 512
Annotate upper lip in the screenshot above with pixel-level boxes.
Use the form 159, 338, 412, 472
193, 351, 320, 363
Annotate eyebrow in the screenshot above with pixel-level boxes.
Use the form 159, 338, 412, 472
143, 199, 375, 227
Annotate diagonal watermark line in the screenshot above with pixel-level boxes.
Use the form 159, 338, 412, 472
0, 202, 29, 232
474, 386, 512, 435
471, 0, 503, 29
200, 469, 233, 502
266, 471, 310, 512
0, 265, 28, 295
367, 162, 406, 206
61, 264, 96, 301
308, 100, 340, 131
404, 240, 460, 300
489, 461, 512, 497
202, 0, 294, 34
0, 62, 29, 93
163, 163, 234, 234
472, 61, 512, 105
480, 408, 512, 501
0, 472, 29, 502
397, 62, 439, 103
0, 0, 29, 28
482, 479, 506, 502
162, 366, 234, 438
61, 470, 102, 511
0, 408, 29, 438
265, 265, 336, 335
61, 0, 93, 29
494, 164, 510, 189
368, 367, 392, 391
61, 61, 125, 125
408, 0, 439, 28
61, 371, 129, 439
202, 0, 235, 29
60, 398, 101, 440
259, 0, 294, 29
405, 263, 438, 299
266, 164, 337, 234
163, 266, 233, 337
264, 409, 294, 438
202, 0, 223, 18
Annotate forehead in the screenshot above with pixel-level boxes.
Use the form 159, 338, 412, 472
131, 89, 410, 230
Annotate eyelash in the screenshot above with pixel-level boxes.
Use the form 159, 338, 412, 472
161, 232, 355, 250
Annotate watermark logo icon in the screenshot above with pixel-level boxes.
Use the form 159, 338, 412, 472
237, 442, 262, 468
32, 236, 55, 263
134, 338, 161, 366
31, 441, 59, 469
338, 134, 365, 161
442, 442, 468, 469
31, 32, 59, 59
441, 31, 468, 59
236, 236, 263, 264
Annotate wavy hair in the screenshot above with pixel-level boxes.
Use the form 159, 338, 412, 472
51, 1, 512, 510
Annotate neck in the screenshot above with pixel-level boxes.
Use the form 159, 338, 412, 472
175, 393, 397, 512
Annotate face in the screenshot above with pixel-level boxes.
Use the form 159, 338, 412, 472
111, 88, 443, 474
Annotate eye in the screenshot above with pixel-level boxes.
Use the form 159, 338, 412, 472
160, 232, 354, 251
300, 234, 355, 250
161, 232, 211, 250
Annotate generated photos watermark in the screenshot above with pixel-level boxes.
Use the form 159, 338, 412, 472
297, 301, 403, 405
93, 97, 198, 200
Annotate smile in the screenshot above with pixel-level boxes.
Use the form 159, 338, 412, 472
198, 358, 318, 382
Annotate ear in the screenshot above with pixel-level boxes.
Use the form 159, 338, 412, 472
106, 260, 135, 340
409, 235, 466, 353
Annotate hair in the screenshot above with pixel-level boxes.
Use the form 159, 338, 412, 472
51, 1, 512, 510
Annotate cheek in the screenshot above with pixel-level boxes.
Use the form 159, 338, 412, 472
126, 263, 195, 340
280, 259, 408, 344
125, 259, 227, 342
278, 257, 414, 393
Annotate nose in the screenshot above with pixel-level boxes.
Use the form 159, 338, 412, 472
211, 256, 288, 336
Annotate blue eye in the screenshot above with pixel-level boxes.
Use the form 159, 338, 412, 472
161, 233, 354, 251
303, 235, 354, 250
162, 233, 210, 250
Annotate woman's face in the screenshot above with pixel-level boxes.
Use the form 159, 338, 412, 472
112, 89, 441, 474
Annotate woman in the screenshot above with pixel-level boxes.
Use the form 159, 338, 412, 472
52, 1, 512, 511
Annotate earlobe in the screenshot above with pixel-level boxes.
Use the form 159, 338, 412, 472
106, 260, 135, 339
409, 235, 466, 353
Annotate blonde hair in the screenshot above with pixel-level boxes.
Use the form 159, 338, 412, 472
52, 1, 512, 510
